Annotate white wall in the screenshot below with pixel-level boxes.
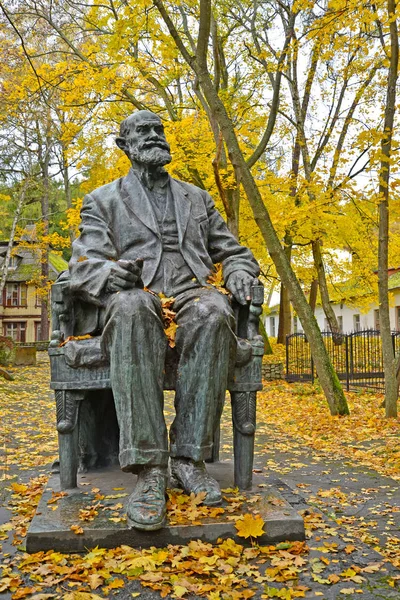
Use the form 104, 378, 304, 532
265, 290, 400, 338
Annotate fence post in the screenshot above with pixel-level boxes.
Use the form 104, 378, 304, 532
345, 334, 350, 392
286, 334, 289, 377
349, 334, 353, 376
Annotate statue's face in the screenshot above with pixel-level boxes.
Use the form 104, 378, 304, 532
123, 118, 172, 167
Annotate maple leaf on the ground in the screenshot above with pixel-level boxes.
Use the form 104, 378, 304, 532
63, 593, 105, 600
88, 573, 103, 589
10, 587, 36, 599
190, 491, 207, 505
70, 524, 84, 535
108, 578, 125, 589
235, 513, 265, 539
362, 562, 382, 573
11, 483, 28, 494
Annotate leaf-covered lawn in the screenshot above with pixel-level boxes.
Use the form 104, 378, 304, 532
1, 356, 400, 599
0, 356, 57, 476
259, 381, 400, 480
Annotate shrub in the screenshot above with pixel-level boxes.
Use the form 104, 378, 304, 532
0, 336, 15, 366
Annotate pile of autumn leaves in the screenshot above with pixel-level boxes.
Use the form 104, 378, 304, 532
2, 356, 400, 599
1, 477, 309, 600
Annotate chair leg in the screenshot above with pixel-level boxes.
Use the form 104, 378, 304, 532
231, 391, 257, 490
58, 427, 79, 489
55, 390, 83, 489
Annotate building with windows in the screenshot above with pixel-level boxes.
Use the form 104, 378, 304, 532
0, 242, 68, 342
265, 270, 400, 338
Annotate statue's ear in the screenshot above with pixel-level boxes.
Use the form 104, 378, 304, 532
115, 137, 126, 151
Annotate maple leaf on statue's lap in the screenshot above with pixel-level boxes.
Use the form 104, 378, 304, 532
207, 263, 230, 295
156, 292, 178, 347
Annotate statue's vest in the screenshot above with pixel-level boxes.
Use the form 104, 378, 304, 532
146, 184, 197, 298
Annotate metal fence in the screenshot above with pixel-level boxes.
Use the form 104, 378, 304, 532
286, 329, 400, 393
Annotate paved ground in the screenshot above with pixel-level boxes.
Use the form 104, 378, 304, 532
0, 355, 399, 599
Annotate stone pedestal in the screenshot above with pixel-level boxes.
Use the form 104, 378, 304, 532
14, 345, 36, 366
27, 462, 304, 553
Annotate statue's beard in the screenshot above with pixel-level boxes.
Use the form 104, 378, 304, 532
130, 144, 172, 167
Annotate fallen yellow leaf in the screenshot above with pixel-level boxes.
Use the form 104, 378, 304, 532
235, 513, 265, 539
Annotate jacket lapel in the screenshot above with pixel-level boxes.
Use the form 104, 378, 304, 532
170, 178, 191, 247
121, 169, 160, 238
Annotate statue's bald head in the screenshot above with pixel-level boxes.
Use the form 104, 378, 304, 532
119, 111, 162, 138
116, 110, 171, 167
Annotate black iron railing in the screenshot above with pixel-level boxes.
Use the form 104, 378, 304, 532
286, 329, 399, 393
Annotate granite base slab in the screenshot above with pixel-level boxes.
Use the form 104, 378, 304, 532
26, 462, 305, 553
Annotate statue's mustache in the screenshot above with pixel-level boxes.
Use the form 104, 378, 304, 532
140, 141, 170, 152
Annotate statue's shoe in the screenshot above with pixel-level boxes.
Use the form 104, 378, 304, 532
127, 466, 167, 531
170, 458, 222, 506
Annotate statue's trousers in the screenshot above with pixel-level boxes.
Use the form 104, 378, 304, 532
101, 287, 236, 473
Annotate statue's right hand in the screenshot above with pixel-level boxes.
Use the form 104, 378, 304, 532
106, 259, 143, 292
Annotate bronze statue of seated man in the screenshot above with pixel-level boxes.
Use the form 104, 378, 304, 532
69, 110, 260, 530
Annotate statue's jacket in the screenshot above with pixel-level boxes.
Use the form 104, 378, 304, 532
69, 169, 259, 332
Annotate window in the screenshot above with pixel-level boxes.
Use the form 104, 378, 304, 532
354, 314, 361, 332
8, 256, 19, 270
35, 322, 41, 342
270, 316, 276, 337
6, 283, 18, 306
337, 316, 343, 333
374, 309, 380, 331
4, 283, 27, 307
3, 322, 26, 342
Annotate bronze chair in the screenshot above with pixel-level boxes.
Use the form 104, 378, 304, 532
49, 273, 264, 491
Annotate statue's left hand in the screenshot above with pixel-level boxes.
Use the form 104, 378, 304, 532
226, 271, 258, 305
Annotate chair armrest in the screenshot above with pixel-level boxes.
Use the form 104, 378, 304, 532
235, 281, 264, 341
247, 282, 264, 340
50, 271, 75, 346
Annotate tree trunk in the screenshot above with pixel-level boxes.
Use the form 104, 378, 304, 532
378, 0, 399, 418
277, 284, 291, 344
40, 182, 50, 341
277, 235, 292, 344
39, 128, 51, 342
312, 240, 342, 344
309, 279, 318, 313
62, 154, 76, 244
226, 188, 239, 239
0, 184, 27, 299
212, 132, 240, 238
259, 318, 273, 355
154, 0, 349, 416
198, 76, 348, 414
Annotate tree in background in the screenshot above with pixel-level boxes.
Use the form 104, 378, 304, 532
1, 0, 400, 414
377, 0, 399, 418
